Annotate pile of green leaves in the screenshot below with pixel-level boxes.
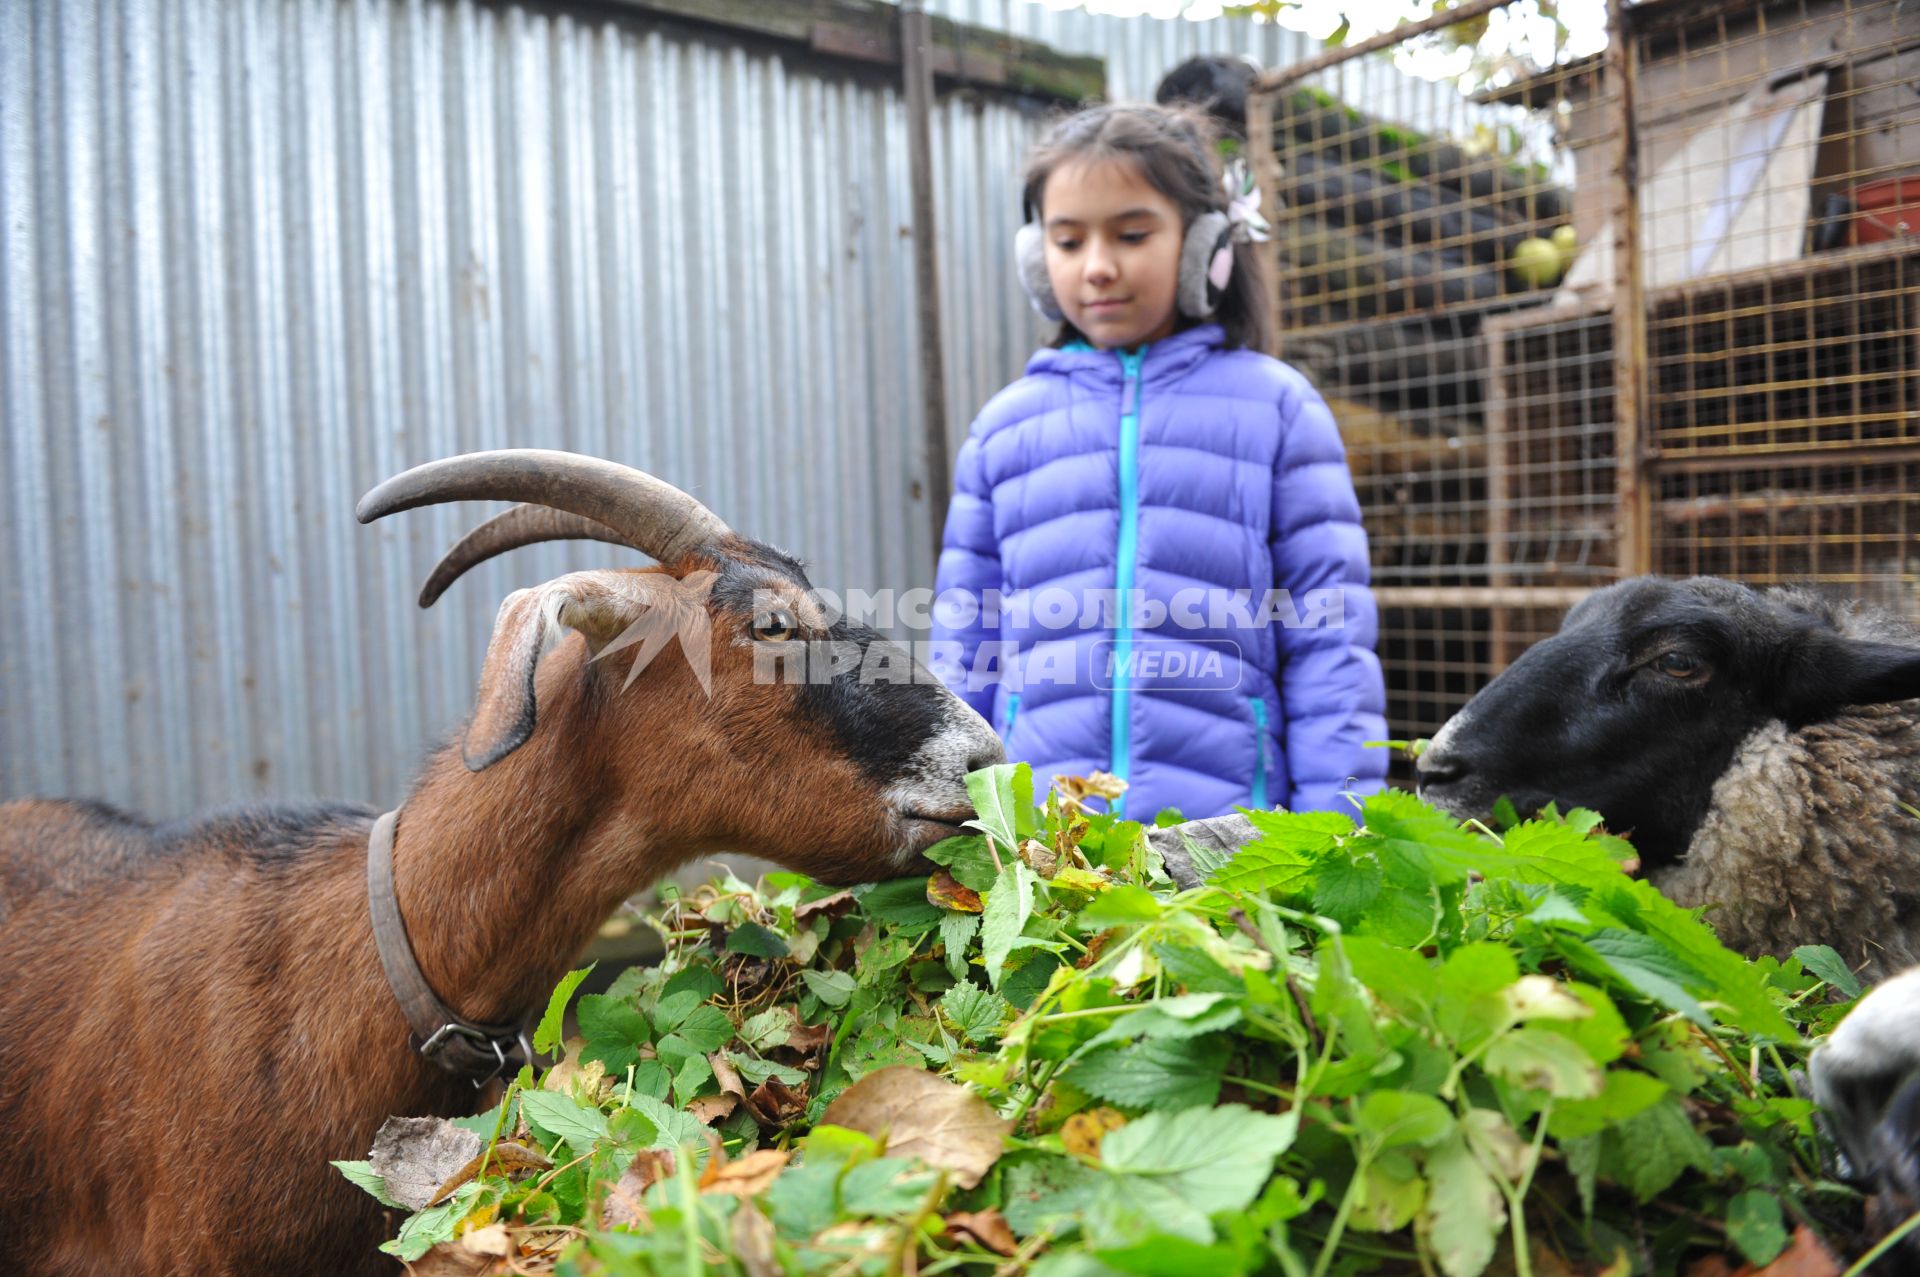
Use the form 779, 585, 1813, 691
339, 767, 1872, 1277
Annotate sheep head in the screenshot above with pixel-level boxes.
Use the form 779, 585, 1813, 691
1416, 576, 1920, 867
359, 450, 1004, 885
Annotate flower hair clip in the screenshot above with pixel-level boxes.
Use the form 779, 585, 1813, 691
1221, 158, 1271, 244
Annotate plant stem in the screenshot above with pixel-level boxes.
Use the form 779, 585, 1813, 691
1841, 1208, 1920, 1277
1008, 1059, 1063, 1129
680, 1152, 704, 1277
1308, 1160, 1367, 1277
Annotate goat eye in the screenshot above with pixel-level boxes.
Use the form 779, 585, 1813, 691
1654, 651, 1702, 679
752, 609, 798, 642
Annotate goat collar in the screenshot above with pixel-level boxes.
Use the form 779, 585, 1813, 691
367, 809, 532, 1086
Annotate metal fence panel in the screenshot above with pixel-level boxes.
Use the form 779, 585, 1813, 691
2, 0, 1483, 817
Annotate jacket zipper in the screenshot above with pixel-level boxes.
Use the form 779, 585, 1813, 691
1249, 695, 1270, 810
1110, 347, 1147, 817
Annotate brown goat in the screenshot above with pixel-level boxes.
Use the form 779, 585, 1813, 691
0, 451, 1001, 1276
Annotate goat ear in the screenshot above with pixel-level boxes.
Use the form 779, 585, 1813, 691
1779, 633, 1920, 727
463, 571, 650, 771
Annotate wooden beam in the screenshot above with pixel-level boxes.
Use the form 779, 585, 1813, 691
598, 0, 1104, 103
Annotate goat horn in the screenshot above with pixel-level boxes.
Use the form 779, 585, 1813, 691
416, 505, 635, 609
357, 449, 731, 583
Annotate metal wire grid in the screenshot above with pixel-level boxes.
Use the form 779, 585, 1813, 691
1634, 0, 1920, 608
1256, 53, 1617, 767
1256, 0, 1917, 772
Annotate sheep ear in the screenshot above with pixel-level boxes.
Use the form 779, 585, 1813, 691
1779, 633, 1920, 727
463, 571, 650, 771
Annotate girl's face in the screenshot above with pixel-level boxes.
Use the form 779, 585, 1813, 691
1039, 157, 1184, 350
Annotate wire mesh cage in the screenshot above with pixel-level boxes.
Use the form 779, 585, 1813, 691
1246, 0, 1919, 783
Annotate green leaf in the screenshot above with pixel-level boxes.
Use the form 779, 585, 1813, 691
725, 921, 790, 958
981, 862, 1038, 989
1423, 1133, 1506, 1277
1209, 810, 1351, 893
1002, 951, 1066, 1011
1353, 1090, 1455, 1149
625, 1094, 713, 1158
1600, 1095, 1714, 1200
731, 1054, 808, 1087
1311, 853, 1383, 922
1482, 1028, 1604, 1100
965, 763, 1035, 851
925, 834, 1000, 893
533, 964, 595, 1056
840, 1157, 943, 1217
1100, 1104, 1298, 1215
672, 1052, 712, 1102
521, 1090, 611, 1147
1002, 1152, 1105, 1239
1083, 995, 1243, 1051
1077, 884, 1163, 928
802, 969, 857, 1008
1793, 944, 1863, 998
380, 1181, 483, 1261
1726, 1189, 1790, 1266
1067, 1035, 1230, 1109
661, 965, 724, 1005
577, 994, 652, 1072
939, 982, 1011, 1045
331, 1159, 405, 1210
1547, 1069, 1668, 1139
940, 911, 980, 979
853, 877, 943, 931
1560, 930, 1711, 1027
739, 1009, 791, 1052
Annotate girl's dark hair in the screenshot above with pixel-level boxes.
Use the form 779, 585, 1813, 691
1022, 102, 1272, 353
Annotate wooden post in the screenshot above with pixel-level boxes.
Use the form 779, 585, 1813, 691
1606, 0, 1651, 578
901, 0, 952, 568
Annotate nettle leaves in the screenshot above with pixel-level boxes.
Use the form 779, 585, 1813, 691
340, 768, 1860, 1276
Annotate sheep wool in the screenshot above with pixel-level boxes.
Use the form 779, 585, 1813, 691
1653, 602, 1920, 983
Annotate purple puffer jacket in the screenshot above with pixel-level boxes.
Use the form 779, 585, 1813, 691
932, 324, 1387, 822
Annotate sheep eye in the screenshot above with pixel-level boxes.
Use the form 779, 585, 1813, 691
752, 608, 798, 642
1654, 651, 1703, 679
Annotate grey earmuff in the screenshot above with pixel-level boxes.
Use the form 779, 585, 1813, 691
1014, 221, 1062, 322
1178, 210, 1235, 319
1014, 206, 1237, 325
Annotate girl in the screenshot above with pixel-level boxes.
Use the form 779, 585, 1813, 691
932, 103, 1387, 821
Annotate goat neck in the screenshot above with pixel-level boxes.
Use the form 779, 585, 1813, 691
388, 633, 687, 1030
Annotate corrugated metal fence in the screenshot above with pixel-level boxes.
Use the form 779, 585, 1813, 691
0, 0, 1502, 818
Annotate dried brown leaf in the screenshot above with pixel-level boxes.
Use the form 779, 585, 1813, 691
1059, 1107, 1127, 1162
1752, 1228, 1843, 1277
601, 1149, 675, 1230
730, 1204, 782, 1277
1688, 1227, 1843, 1277
795, 890, 856, 924
945, 1208, 1018, 1256
688, 1094, 739, 1125
699, 1147, 791, 1197
410, 1242, 500, 1277
784, 1020, 832, 1057
927, 869, 983, 913
819, 1066, 1012, 1189
746, 1076, 807, 1126
1019, 839, 1059, 879
710, 1051, 748, 1099
428, 1140, 554, 1206
458, 1224, 513, 1258
369, 1117, 484, 1211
